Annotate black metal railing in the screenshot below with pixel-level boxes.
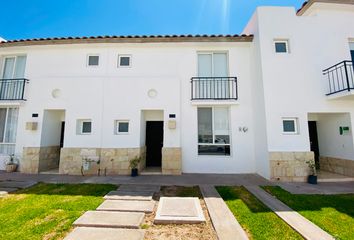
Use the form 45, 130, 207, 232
0, 78, 29, 100
191, 77, 238, 100
323, 60, 354, 95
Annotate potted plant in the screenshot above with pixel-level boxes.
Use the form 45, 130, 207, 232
129, 156, 141, 177
5, 154, 18, 173
306, 159, 317, 184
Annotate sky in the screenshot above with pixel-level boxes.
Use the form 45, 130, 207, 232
0, 0, 303, 40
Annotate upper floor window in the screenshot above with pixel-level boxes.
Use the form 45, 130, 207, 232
274, 40, 289, 53
198, 52, 228, 77
2, 56, 26, 79
118, 55, 131, 67
77, 119, 92, 135
115, 120, 129, 134
87, 55, 99, 66
282, 118, 298, 134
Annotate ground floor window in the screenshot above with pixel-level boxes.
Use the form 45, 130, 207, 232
198, 106, 230, 156
0, 107, 19, 154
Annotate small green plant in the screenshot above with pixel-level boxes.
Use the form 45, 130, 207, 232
6, 154, 17, 165
306, 159, 317, 176
129, 156, 141, 169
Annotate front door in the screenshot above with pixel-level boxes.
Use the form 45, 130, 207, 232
308, 121, 320, 169
146, 121, 163, 167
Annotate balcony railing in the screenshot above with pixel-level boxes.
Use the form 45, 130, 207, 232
0, 78, 29, 100
323, 61, 354, 95
191, 77, 238, 100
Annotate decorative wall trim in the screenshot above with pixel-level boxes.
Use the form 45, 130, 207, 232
320, 156, 354, 177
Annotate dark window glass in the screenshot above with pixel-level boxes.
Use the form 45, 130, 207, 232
198, 108, 213, 144
88, 56, 99, 66
275, 42, 287, 53
120, 56, 130, 66
118, 122, 129, 133
82, 122, 92, 133
198, 145, 230, 156
283, 120, 296, 132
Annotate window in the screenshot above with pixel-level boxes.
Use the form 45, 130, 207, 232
77, 120, 92, 134
115, 120, 129, 134
87, 55, 99, 66
2, 56, 26, 79
0, 107, 19, 154
274, 40, 289, 53
282, 118, 298, 134
198, 107, 230, 156
118, 55, 131, 67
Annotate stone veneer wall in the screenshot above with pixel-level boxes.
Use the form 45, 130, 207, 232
270, 151, 314, 182
38, 146, 60, 172
161, 147, 182, 175
59, 147, 146, 175
21, 146, 61, 174
320, 156, 354, 177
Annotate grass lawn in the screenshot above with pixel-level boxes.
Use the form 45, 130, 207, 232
0, 183, 116, 240
263, 186, 354, 240
217, 186, 303, 240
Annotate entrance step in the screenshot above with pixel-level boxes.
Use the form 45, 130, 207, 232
104, 191, 153, 201
140, 168, 162, 176
118, 184, 160, 193
317, 171, 354, 182
64, 227, 145, 240
97, 200, 155, 213
73, 211, 145, 229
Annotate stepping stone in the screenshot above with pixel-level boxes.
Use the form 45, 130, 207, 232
104, 191, 153, 201
97, 200, 155, 213
64, 227, 145, 240
73, 211, 144, 229
154, 197, 205, 224
0, 180, 36, 189
118, 184, 160, 193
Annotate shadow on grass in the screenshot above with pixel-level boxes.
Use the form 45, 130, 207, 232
9, 182, 117, 197
262, 186, 354, 218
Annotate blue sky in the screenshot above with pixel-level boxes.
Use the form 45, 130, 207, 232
1, 0, 302, 40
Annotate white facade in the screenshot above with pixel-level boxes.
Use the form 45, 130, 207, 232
1, 1, 354, 180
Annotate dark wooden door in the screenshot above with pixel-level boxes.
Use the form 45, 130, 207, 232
146, 121, 163, 167
351, 50, 354, 62
60, 121, 65, 148
308, 121, 320, 168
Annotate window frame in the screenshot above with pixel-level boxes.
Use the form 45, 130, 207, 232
1, 55, 27, 79
197, 106, 231, 156
274, 40, 290, 54
87, 54, 100, 67
196, 51, 229, 77
78, 120, 92, 135
118, 54, 132, 68
115, 120, 130, 135
282, 118, 299, 135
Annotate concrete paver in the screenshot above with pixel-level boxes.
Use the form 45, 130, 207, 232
200, 185, 249, 240
97, 200, 155, 213
64, 227, 145, 240
104, 190, 153, 201
245, 185, 335, 240
73, 211, 145, 229
154, 197, 205, 224
0, 187, 18, 193
118, 184, 160, 193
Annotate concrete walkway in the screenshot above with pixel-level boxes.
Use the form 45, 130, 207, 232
0, 180, 37, 197
200, 185, 249, 240
244, 185, 335, 240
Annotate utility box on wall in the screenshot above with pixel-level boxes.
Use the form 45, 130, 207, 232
26, 122, 38, 131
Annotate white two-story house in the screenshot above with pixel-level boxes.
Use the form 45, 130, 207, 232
0, 0, 353, 181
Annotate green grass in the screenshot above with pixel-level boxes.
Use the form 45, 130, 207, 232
216, 186, 303, 240
0, 183, 116, 240
263, 186, 354, 240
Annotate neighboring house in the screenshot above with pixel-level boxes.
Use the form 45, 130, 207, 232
0, 0, 353, 181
